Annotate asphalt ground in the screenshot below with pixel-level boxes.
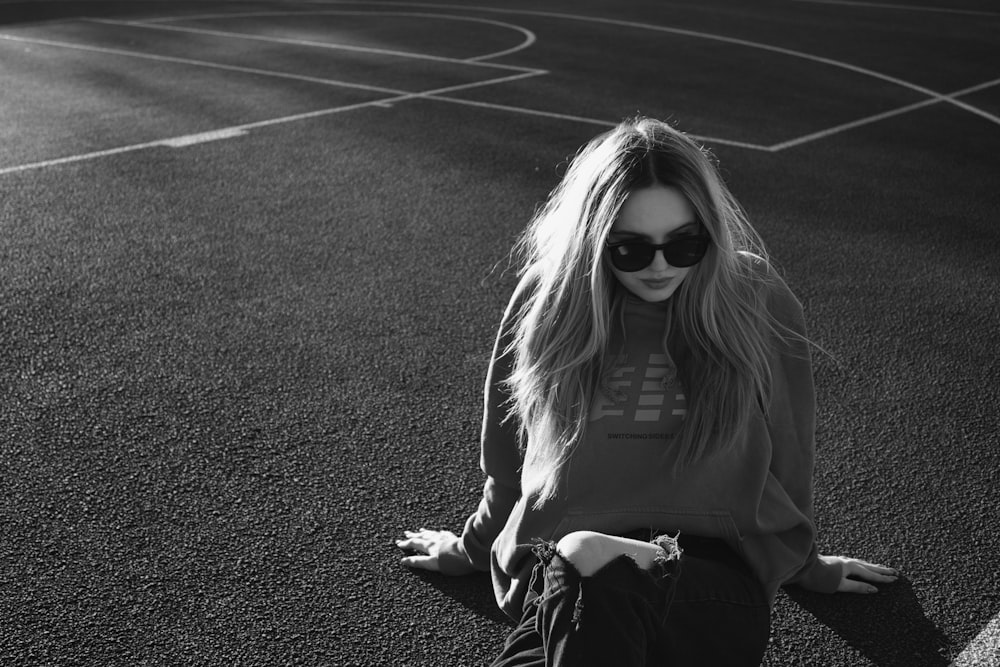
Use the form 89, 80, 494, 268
1, 1, 998, 665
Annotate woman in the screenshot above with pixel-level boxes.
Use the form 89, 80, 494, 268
396, 118, 896, 666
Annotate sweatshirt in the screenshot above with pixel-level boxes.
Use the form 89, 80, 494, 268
445, 270, 843, 620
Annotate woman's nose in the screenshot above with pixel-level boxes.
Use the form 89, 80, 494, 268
649, 249, 670, 271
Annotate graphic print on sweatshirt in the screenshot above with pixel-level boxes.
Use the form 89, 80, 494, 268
588, 351, 687, 444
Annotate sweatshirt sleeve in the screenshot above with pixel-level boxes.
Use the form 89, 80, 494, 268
766, 276, 844, 594
438, 285, 526, 572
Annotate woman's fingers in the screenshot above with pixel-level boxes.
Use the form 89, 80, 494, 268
839, 577, 881, 594
849, 558, 896, 575
396, 528, 453, 556
836, 558, 900, 594
397, 529, 449, 571
400, 554, 441, 571
396, 534, 429, 554
395, 537, 424, 553
397, 529, 474, 576
845, 559, 899, 583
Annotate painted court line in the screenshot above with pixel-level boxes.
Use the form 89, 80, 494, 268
0, 7, 771, 173
770, 76, 1000, 150
82, 3, 873, 151
0, 14, 553, 176
4, 2, 996, 174
159, 128, 248, 148
0, 32, 408, 96
424, 96, 616, 129
0, 68, 545, 176
88, 12, 543, 74
791, 0, 1000, 18
0, 141, 168, 176
950, 613, 1000, 666
419, 95, 773, 151
329, 2, 1000, 131
126, 8, 539, 65
244, 69, 548, 129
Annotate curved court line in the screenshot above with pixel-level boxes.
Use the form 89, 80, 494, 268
0, 31, 544, 177
85, 4, 804, 148
321, 2, 1000, 131
128, 9, 537, 67
4, 3, 991, 168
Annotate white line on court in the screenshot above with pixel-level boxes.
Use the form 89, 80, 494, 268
0, 33, 766, 178
319, 1, 1000, 132
0, 33, 408, 95
140, 8, 540, 64
88, 11, 542, 73
0, 8, 770, 172
790, 0, 1000, 18
160, 128, 248, 148
83, 6, 762, 151
97, 5, 767, 149
949, 613, 1000, 667
3, 2, 994, 174
769, 76, 1000, 150
0, 67, 546, 176
418, 95, 774, 152
0, 127, 245, 174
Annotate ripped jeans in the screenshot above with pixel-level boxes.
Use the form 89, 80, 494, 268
491, 533, 770, 667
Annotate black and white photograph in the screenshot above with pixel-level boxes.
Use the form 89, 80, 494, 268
1, 1, 998, 665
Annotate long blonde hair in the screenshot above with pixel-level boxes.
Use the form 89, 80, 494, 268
507, 118, 783, 506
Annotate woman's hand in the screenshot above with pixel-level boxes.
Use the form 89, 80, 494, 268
820, 555, 899, 594
396, 528, 477, 576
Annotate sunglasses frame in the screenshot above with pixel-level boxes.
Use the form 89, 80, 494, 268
605, 234, 711, 272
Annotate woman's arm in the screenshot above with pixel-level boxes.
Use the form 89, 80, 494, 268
396, 283, 529, 575
766, 275, 899, 594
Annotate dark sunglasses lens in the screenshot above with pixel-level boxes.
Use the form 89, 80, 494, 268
608, 243, 655, 272
608, 237, 710, 272
664, 238, 710, 267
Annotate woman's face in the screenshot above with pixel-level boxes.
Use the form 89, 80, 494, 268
607, 185, 700, 302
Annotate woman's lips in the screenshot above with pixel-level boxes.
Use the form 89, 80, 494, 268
640, 276, 674, 289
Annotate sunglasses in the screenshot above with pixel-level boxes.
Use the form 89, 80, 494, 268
605, 234, 711, 272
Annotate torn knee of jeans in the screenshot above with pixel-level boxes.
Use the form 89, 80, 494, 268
649, 533, 683, 584
532, 540, 583, 582
651, 532, 682, 565
531, 539, 560, 565
531, 539, 586, 629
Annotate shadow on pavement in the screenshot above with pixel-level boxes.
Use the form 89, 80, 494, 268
411, 569, 516, 627
786, 577, 951, 667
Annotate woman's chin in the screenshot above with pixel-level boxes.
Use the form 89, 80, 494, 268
625, 279, 681, 302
